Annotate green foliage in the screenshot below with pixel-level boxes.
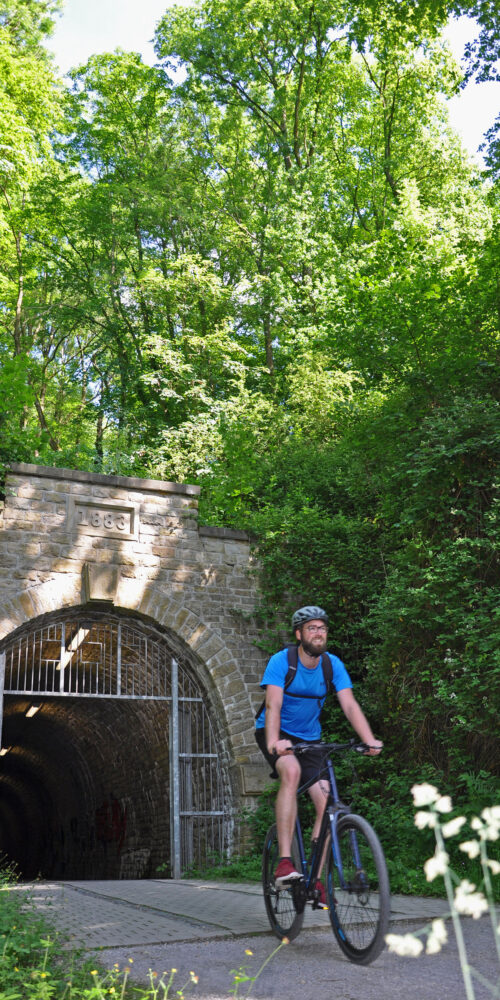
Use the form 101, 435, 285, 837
0, 0, 499, 892
184, 750, 499, 897
194, 364, 498, 777
182, 851, 262, 883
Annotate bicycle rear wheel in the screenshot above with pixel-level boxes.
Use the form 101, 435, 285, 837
262, 823, 304, 940
327, 813, 390, 964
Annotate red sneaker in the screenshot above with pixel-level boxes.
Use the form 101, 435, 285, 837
274, 858, 302, 885
314, 880, 328, 908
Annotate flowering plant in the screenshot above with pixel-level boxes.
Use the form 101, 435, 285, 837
385, 784, 500, 1000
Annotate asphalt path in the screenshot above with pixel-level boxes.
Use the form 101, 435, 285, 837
100, 917, 498, 1000
26, 879, 499, 1000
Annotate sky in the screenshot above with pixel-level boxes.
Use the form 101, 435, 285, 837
47, 0, 499, 165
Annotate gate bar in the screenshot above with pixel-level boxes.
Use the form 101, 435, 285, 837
59, 622, 66, 693
116, 622, 122, 696
0, 652, 5, 749
170, 656, 181, 879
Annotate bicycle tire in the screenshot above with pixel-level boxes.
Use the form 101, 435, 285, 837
327, 813, 390, 964
262, 823, 304, 940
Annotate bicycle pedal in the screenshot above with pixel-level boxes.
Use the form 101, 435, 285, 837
311, 900, 329, 910
275, 873, 304, 887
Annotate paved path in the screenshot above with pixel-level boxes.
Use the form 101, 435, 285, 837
28, 878, 448, 949
26, 880, 498, 1000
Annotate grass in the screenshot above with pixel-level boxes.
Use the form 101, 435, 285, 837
180, 853, 261, 882
0, 866, 199, 1000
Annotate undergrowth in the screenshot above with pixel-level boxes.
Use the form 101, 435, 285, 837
179, 760, 499, 900
0, 864, 195, 1000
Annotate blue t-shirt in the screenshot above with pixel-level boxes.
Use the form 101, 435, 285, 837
255, 648, 352, 741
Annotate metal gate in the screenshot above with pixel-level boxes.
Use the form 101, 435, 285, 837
0, 612, 231, 876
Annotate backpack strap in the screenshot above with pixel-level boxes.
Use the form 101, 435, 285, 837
283, 642, 299, 689
255, 644, 333, 720
321, 650, 333, 694
282, 645, 332, 698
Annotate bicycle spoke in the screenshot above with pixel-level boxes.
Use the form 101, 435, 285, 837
262, 823, 304, 940
328, 814, 390, 964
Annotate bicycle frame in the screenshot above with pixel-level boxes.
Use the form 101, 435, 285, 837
293, 752, 357, 897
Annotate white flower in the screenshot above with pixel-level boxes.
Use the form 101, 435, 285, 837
471, 810, 500, 841
414, 811, 437, 830
435, 796, 453, 814
482, 805, 500, 822
386, 933, 424, 957
481, 806, 500, 840
411, 783, 439, 808
424, 848, 449, 882
426, 918, 448, 955
487, 860, 500, 875
441, 816, 466, 838
454, 880, 489, 919
459, 840, 480, 859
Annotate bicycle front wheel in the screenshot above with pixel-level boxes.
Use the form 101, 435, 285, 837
262, 823, 304, 941
327, 813, 390, 964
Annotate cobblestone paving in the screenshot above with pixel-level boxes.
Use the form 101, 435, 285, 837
27, 879, 450, 949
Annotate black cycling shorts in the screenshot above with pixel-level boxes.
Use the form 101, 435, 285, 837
255, 728, 327, 786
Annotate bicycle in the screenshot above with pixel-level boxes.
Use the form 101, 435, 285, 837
261, 739, 391, 965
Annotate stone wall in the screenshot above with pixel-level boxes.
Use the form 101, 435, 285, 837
0, 463, 269, 870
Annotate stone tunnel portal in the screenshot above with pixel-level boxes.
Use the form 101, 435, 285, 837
0, 606, 233, 880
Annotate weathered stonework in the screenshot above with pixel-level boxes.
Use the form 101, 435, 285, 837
0, 463, 270, 876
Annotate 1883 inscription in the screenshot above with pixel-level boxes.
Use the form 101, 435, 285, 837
69, 496, 138, 540
77, 507, 129, 531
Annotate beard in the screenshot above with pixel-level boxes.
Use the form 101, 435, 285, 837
300, 634, 328, 658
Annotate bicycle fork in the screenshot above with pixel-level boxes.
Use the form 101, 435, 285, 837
322, 756, 370, 896
328, 809, 370, 897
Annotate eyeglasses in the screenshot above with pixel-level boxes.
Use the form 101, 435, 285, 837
304, 625, 328, 635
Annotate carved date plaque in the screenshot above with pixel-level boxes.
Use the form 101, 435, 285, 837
68, 496, 138, 540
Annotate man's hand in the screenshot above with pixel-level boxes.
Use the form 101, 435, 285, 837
364, 739, 383, 756
270, 738, 294, 756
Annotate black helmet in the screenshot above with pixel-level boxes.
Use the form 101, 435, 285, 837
292, 605, 329, 630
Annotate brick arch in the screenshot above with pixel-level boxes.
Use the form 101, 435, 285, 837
0, 601, 250, 878
121, 579, 253, 744
0, 579, 253, 763
0, 462, 268, 833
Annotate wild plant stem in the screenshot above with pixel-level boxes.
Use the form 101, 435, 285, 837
244, 939, 288, 999
121, 966, 130, 1000
479, 840, 500, 969
436, 826, 475, 1000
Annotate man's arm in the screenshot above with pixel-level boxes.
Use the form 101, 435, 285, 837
337, 688, 383, 756
264, 684, 293, 756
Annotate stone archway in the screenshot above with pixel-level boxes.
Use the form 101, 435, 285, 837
0, 463, 270, 878
0, 605, 234, 879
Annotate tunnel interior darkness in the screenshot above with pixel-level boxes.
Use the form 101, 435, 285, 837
0, 607, 232, 880
0, 695, 172, 880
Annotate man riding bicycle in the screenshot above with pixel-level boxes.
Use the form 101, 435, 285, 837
255, 605, 382, 904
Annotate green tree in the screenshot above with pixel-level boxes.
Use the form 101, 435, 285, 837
0, 0, 65, 467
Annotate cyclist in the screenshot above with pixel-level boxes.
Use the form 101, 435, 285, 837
255, 605, 382, 904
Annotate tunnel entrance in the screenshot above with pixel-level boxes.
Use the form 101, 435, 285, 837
0, 607, 232, 880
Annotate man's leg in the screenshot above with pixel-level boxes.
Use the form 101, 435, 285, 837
308, 779, 329, 842
308, 780, 330, 906
272, 754, 303, 883
275, 754, 301, 857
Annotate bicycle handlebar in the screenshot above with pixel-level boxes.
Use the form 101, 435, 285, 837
291, 738, 375, 755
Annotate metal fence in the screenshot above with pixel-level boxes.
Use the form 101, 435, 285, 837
0, 611, 231, 876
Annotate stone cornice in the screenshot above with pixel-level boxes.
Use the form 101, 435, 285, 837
8, 463, 200, 497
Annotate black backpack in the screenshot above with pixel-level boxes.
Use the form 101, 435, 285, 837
255, 643, 333, 721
